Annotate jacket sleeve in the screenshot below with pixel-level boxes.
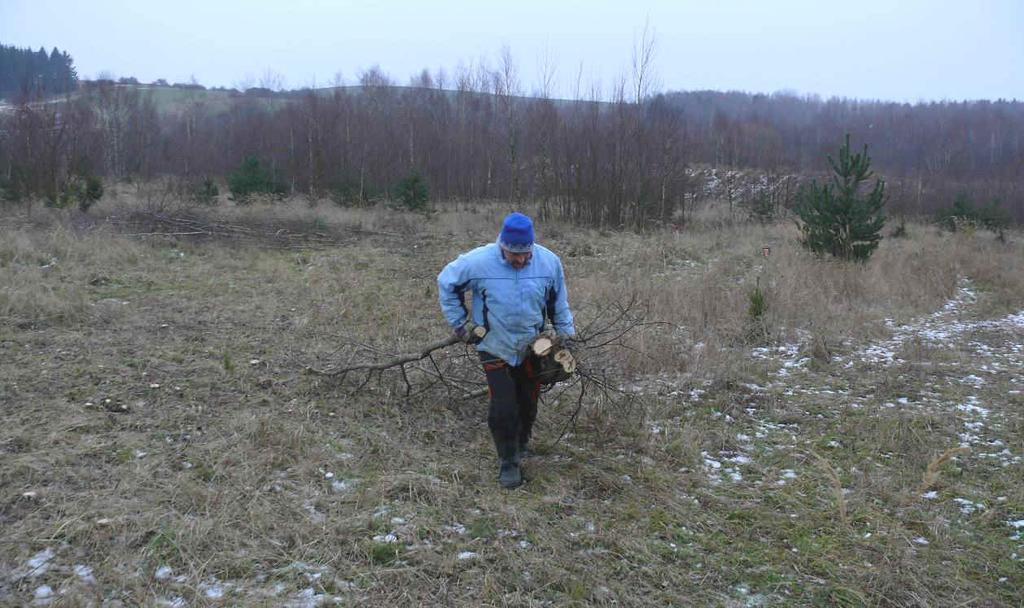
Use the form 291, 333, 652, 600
551, 257, 576, 337
437, 253, 473, 329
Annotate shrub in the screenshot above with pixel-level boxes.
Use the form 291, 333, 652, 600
936, 192, 1009, 235
228, 156, 284, 203
190, 177, 219, 205
49, 173, 104, 212
795, 134, 886, 262
745, 194, 778, 224
393, 171, 429, 211
328, 178, 384, 206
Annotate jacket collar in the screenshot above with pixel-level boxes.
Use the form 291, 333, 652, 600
494, 238, 533, 267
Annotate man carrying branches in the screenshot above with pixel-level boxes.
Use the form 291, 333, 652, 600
437, 212, 576, 489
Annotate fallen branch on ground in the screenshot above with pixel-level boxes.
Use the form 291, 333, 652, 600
305, 335, 459, 378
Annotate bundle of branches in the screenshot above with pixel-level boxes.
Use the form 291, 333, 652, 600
305, 294, 661, 444
544, 294, 659, 443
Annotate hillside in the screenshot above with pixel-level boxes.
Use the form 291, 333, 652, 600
3, 80, 1022, 227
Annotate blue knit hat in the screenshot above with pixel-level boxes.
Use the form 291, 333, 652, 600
499, 212, 534, 253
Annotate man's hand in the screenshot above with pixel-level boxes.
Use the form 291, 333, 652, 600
455, 320, 485, 344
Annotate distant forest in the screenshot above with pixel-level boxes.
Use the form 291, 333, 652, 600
2, 56, 1023, 225
0, 44, 77, 100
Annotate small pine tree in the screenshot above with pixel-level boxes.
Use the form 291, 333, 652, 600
190, 176, 219, 205
49, 173, 103, 212
81, 175, 103, 211
394, 171, 429, 211
228, 156, 284, 203
745, 282, 771, 345
796, 134, 886, 262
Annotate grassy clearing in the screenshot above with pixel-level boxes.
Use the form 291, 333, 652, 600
1, 197, 1022, 606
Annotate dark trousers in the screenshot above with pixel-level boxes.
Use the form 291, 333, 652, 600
480, 352, 540, 461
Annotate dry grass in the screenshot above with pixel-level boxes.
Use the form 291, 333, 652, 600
916, 446, 972, 496
2, 194, 1023, 606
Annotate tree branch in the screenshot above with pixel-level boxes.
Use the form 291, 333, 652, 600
305, 335, 460, 377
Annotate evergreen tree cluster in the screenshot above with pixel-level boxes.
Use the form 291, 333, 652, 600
936, 192, 1010, 234
0, 43, 78, 100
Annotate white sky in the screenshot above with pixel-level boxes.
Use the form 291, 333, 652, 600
2, 0, 1022, 102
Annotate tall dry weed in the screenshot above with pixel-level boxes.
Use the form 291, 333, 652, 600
915, 446, 971, 496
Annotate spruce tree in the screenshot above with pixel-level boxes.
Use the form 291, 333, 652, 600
796, 134, 886, 262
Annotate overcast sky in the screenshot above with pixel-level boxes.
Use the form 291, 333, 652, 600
3, 0, 1023, 102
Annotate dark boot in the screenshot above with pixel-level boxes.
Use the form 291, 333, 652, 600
494, 438, 523, 489
498, 458, 523, 489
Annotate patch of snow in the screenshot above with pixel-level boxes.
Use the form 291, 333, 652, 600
16, 548, 55, 579
457, 551, 478, 560
73, 564, 96, 584
444, 523, 467, 535
285, 587, 332, 608
202, 583, 226, 599
953, 498, 985, 515
957, 397, 990, 417
303, 500, 326, 523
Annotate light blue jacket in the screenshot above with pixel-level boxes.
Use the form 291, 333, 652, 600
438, 241, 575, 366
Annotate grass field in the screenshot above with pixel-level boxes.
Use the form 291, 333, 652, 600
2, 194, 1023, 607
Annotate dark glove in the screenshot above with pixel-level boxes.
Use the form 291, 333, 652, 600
455, 320, 485, 344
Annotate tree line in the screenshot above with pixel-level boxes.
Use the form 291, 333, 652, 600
0, 44, 77, 100
1, 63, 1022, 225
